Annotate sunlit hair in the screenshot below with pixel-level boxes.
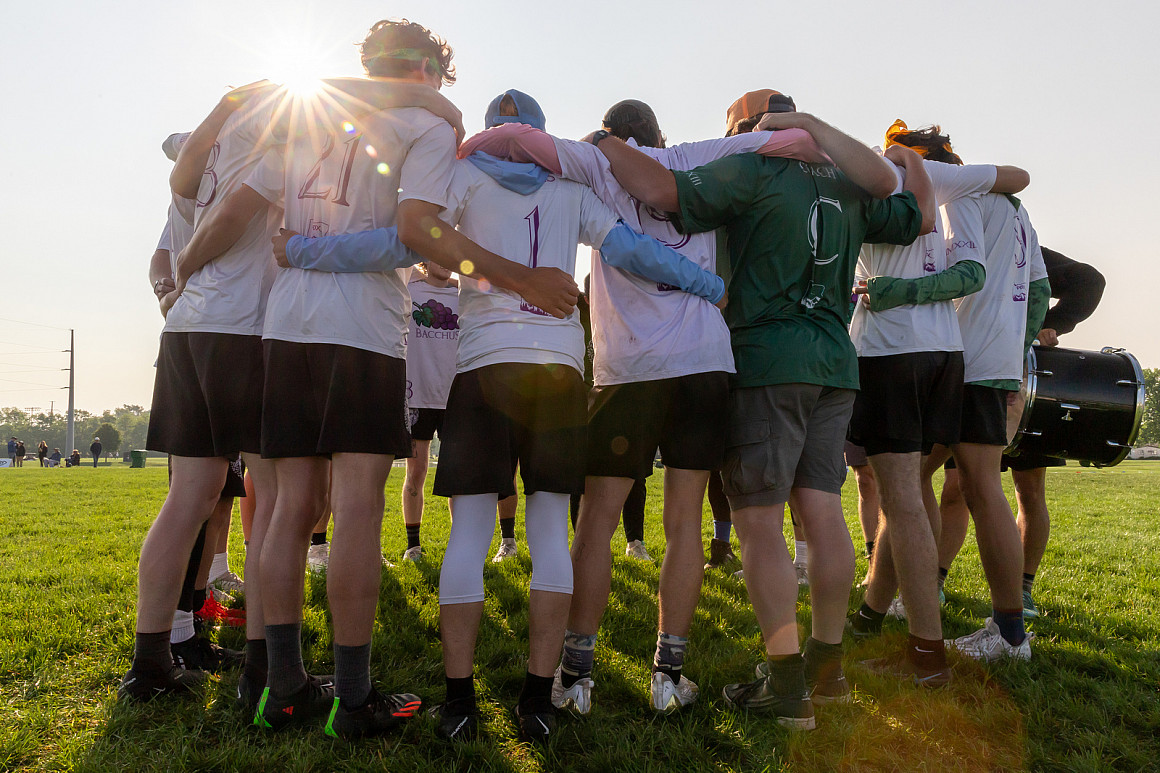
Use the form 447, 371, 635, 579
884, 120, 963, 165
360, 19, 456, 86
603, 99, 666, 149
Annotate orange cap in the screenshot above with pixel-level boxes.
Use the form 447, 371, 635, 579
726, 89, 783, 136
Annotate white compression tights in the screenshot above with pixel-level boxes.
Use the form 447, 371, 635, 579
439, 491, 573, 605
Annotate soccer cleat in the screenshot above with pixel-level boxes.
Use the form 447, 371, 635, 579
118, 665, 207, 702
402, 545, 424, 562
551, 666, 593, 715
703, 538, 738, 570
324, 689, 422, 740
210, 570, 245, 595
859, 651, 952, 688
429, 699, 479, 741
721, 676, 815, 730
1023, 590, 1039, 619
195, 597, 246, 627
306, 543, 329, 574
625, 540, 653, 561
886, 596, 907, 620
237, 672, 334, 713
794, 563, 810, 586
254, 679, 337, 731
946, 618, 1033, 662
209, 586, 235, 605
171, 635, 243, 674
649, 671, 698, 714
514, 699, 556, 744
491, 538, 518, 563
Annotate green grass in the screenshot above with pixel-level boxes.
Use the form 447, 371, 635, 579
1, 461, 1158, 771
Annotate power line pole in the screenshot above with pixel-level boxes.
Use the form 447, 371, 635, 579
65, 329, 74, 453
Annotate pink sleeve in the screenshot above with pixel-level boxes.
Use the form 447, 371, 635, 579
755, 128, 832, 164
456, 124, 563, 174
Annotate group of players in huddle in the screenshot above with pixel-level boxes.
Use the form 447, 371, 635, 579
119, 16, 1096, 744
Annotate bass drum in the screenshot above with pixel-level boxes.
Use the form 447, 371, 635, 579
1008, 345, 1146, 467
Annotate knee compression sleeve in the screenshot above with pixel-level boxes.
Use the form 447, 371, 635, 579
525, 492, 573, 595
439, 494, 498, 605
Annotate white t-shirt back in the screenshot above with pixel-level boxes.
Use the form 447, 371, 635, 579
443, 161, 617, 374
156, 200, 194, 275
405, 279, 459, 409
260, 106, 456, 358
852, 160, 996, 357
948, 194, 1045, 382
164, 105, 284, 337
555, 136, 771, 385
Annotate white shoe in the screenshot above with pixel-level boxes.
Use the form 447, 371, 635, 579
209, 586, 234, 605
733, 568, 745, 580
551, 666, 593, 715
650, 671, 697, 713
402, 545, 424, 562
625, 540, 652, 561
210, 570, 244, 595
886, 596, 907, 620
946, 618, 1033, 662
306, 543, 329, 573
381, 554, 395, 568
794, 563, 809, 586
492, 538, 517, 563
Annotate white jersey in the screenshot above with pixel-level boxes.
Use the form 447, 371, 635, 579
946, 193, 1045, 382
443, 161, 617, 374
164, 105, 284, 337
405, 279, 459, 409
259, 107, 455, 357
852, 160, 996, 357
555, 136, 775, 385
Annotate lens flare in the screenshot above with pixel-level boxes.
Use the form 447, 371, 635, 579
342, 121, 355, 134
376, 162, 390, 175
460, 260, 475, 275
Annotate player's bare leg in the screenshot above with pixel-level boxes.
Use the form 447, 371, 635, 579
567, 475, 636, 634
791, 488, 855, 645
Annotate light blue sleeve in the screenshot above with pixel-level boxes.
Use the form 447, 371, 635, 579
598, 223, 725, 304
285, 227, 420, 273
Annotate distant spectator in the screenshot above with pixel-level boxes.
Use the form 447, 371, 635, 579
90, 437, 102, 468
49, 448, 62, 467
15, 440, 25, 467
38, 441, 48, 467
68, 449, 81, 467
7, 437, 15, 465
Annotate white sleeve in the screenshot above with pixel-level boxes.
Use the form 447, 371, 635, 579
438, 164, 471, 228
925, 160, 996, 205
172, 192, 196, 226
657, 132, 770, 167
242, 147, 285, 207
576, 188, 619, 250
156, 212, 173, 252
942, 195, 987, 267
398, 122, 456, 209
1024, 210, 1047, 282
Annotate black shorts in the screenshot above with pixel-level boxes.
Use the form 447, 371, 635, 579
147, 332, 264, 457
261, 340, 411, 459
586, 371, 729, 480
1002, 451, 1066, 472
166, 455, 247, 499
958, 383, 1010, 446
433, 363, 587, 497
408, 408, 445, 442
849, 351, 964, 456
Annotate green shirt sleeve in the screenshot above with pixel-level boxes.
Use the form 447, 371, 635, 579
863, 191, 922, 246
671, 155, 760, 235
1025, 277, 1052, 352
865, 260, 985, 313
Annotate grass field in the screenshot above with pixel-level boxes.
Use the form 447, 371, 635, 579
1, 461, 1158, 772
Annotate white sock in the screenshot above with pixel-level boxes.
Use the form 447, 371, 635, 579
794, 540, 808, 566
170, 610, 195, 644
208, 551, 230, 581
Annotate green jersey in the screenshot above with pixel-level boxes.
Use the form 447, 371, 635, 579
672, 154, 921, 389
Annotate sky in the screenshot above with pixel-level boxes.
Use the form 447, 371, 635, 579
1, 0, 1157, 415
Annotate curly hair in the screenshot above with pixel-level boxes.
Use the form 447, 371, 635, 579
889, 124, 963, 165
602, 99, 666, 149
360, 19, 456, 87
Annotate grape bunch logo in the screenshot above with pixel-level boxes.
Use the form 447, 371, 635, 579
413, 299, 459, 330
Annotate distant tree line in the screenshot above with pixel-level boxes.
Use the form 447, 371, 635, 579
1140, 369, 1160, 446
0, 405, 150, 457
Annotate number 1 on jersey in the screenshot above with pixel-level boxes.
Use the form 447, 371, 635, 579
298, 132, 361, 206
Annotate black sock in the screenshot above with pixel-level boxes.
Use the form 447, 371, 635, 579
311, 531, 327, 546
405, 523, 421, 550
1022, 572, 1035, 595
764, 653, 806, 697
851, 602, 885, 635
244, 639, 268, 683
445, 675, 475, 708
518, 671, 554, 711
265, 622, 307, 699
865, 540, 875, 561
193, 587, 206, 611
939, 567, 949, 582
132, 631, 173, 673
334, 642, 372, 707
499, 516, 516, 540
993, 608, 1026, 646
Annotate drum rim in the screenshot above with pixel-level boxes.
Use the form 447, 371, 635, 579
1113, 348, 1146, 467
1007, 346, 1040, 455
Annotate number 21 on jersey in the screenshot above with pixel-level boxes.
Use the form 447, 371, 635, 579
298, 131, 361, 206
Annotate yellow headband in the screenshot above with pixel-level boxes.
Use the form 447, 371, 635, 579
883, 118, 956, 160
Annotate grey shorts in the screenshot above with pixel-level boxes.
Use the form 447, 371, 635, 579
722, 384, 855, 510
